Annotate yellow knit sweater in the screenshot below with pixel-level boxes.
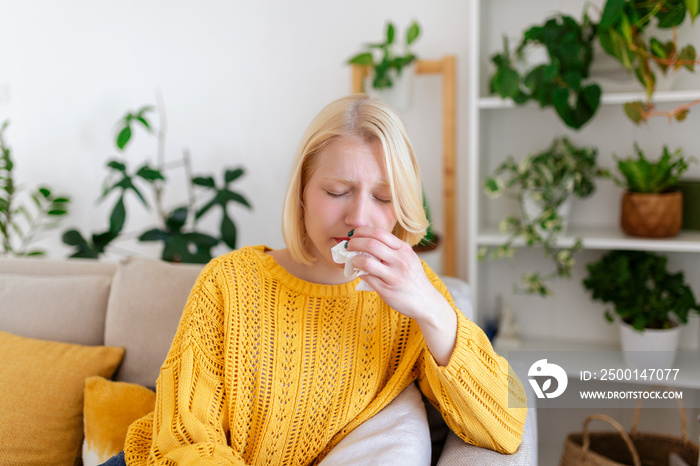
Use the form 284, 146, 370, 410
124, 245, 527, 465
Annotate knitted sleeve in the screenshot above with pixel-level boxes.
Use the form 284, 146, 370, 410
125, 259, 246, 466
416, 268, 528, 455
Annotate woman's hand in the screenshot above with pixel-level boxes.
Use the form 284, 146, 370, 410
347, 226, 457, 366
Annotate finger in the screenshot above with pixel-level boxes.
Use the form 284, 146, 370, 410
347, 236, 394, 264
350, 226, 402, 250
351, 251, 391, 279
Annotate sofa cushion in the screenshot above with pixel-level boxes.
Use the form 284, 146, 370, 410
0, 330, 124, 466
0, 255, 117, 276
318, 382, 431, 465
82, 376, 156, 466
0, 273, 113, 345
104, 256, 203, 386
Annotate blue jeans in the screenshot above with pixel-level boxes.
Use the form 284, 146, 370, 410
100, 451, 126, 466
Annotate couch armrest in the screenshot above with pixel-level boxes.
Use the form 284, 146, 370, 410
435, 360, 538, 465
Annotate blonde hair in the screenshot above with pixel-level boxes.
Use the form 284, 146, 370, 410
282, 95, 428, 265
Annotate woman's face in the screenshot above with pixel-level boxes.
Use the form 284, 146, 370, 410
302, 135, 398, 271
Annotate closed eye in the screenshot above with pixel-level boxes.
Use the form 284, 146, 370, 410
374, 196, 392, 204
325, 190, 346, 198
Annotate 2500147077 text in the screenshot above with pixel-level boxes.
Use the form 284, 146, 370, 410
580, 368, 680, 382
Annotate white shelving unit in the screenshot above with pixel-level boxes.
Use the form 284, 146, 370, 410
466, 0, 700, 352
467, 2, 700, 461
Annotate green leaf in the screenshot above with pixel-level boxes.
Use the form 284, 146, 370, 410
348, 52, 374, 65
386, 22, 395, 44
650, 37, 666, 58
62, 229, 87, 247
657, 2, 687, 28
139, 228, 169, 242
116, 126, 132, 150
675, 109, 690, 121
38, 187, 51, 198
484, 177, 503, 197
623, 101, 646, 125
135, 116, 151, 130
192, 176, 216, 188
109, 196, 126, 234
221, 214, 237, 250
136, 164, 166, 182
492, 67, 520, 98
680, 45, 696, 71
599, 0, 625, 29
166, 207, 188, 232
47, 209, 67, 216
406, 21, 420, 45
224, 168, 244, 184
687, 0, 699, 20
221, 190, 252, 208
106, 160, 127, 172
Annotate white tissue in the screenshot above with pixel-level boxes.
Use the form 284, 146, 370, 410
331, 241, 376, 292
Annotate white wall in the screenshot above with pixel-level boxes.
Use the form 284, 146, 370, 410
0, 0, 471, 270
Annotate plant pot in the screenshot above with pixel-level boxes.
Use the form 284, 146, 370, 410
620, 191, 682, 238
521, 191, 573, 235
619, 320, 682, 369
365, 63, 415, 111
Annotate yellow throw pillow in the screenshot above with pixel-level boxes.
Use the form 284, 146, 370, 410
82, 376, 156, 466
0, 330, 124, 466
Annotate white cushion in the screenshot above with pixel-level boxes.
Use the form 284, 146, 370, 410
320, 382, 431, 466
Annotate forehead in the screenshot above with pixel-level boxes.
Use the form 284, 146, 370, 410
312, 136, 388, 183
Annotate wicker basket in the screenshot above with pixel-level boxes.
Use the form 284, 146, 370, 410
620, 191, 682, 238
561, 399, 699, 466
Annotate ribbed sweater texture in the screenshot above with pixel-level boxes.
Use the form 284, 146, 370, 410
124, 245, 527, 465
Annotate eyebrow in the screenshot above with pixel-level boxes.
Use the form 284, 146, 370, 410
324, 176, 390, 187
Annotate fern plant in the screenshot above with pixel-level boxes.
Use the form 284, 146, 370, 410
607, 144, 695, 193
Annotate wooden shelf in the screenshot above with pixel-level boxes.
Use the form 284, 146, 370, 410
477, 226, 700, 253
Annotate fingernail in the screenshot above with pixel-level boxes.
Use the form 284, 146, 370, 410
348, 229, 354, 237
344, 241, 349, 249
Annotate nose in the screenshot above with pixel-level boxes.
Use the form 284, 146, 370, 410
345, 195, 370, 228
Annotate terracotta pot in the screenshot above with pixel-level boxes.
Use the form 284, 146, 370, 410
620, 191, 682, 238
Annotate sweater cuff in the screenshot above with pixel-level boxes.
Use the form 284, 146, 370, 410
425, 308, 509, 382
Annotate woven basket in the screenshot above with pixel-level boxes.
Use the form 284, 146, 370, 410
560, 398, 699, 466
620, 191, 682, 238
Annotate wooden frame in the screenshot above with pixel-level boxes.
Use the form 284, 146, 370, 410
351, 55, 457, 276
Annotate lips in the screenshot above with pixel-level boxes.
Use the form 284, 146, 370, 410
333, 237, 350, 244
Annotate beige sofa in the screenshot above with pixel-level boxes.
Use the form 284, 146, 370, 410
0, 254, 537, 465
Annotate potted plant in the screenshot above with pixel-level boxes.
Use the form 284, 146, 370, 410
347, 20, 421, 110
582, 249, 700, 368
62, 102, 252, 263
481, 137, 603, 296
0, 120, 70, 256
489, 13, 602, 129
597, 0, 700, 124
606, 144, 696, 237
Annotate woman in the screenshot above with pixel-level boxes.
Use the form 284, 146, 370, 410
119, 95, 527, 465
